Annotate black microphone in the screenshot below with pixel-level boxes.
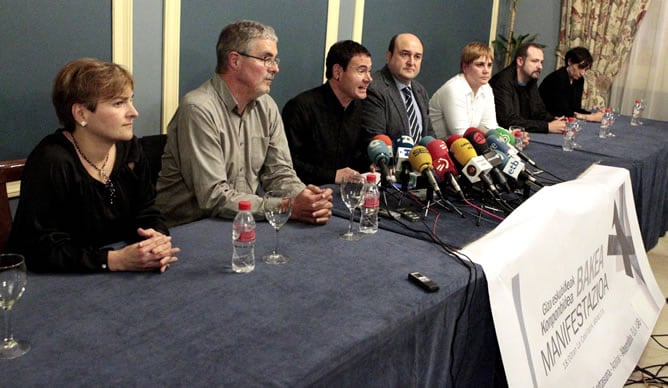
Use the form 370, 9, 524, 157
464, 128, 512, 192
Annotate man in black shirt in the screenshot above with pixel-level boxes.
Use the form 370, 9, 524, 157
490, 42, 567, 133
283, 40, 372, 184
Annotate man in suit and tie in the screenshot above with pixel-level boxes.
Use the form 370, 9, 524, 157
361, 33, 434, 143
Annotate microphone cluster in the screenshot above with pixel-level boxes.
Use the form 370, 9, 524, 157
366, 128, 544, 212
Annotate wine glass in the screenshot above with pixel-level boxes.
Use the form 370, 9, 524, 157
0, 253, 30, 359
263, 191, 294, 264
339, 174, 365, 240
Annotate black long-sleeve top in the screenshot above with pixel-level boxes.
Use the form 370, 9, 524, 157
282, 82, 369, 185
539, 66, 589, 117
8, 130, 168, 272
489, 64, 554, 133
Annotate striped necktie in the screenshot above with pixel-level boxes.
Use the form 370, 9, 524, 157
402, 86, 420, 140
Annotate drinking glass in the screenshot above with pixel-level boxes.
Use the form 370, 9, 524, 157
0, 254, 30, 359
263, 191, 294, 264
339, 174, 365, 240
572, 119, 583, 148
608, 108, 619, 137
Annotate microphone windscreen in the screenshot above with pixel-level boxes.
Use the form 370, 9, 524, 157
463, 127, 480, 138
445, 134, 463, 149
449, 137, 478, 166
372, 134, 393, 148
418, 136, 435, 146
494, 127, 516, 145
486, 133, 511, 154
394, 135, 415, 149
463, 127, 491, 155
425, 139, 458, 179
367, 140, 391, 164
408, 145, 433, 173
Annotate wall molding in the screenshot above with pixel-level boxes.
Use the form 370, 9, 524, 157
112, 0, 133, 70
324, 0, 341, 82
352, 0, 365, 43
489, 0, 499, 46
162, 0, 181, 134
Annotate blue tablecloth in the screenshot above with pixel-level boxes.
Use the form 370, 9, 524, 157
529, 117, 668, 249
2, 216, 505, 386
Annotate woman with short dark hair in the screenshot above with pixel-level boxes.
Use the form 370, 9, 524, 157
539, 47, 604, 122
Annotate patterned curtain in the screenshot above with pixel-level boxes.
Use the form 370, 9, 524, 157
558, 0, 650, 108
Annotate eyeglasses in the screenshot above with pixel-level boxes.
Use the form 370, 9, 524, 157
236, 52, 280, 68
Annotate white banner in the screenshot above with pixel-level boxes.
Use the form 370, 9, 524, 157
464, 164, 665, 388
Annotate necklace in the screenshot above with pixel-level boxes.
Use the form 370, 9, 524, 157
71, 134, 116, 205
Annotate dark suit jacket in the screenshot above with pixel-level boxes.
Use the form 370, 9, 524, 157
489, 64, 553, 133
361, 65, 434, 142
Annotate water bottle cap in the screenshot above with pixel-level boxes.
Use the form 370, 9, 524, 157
635, 99, 641, 103
366, 174, 377, 183
238, 200, 251, 211
568, 117, 576, 122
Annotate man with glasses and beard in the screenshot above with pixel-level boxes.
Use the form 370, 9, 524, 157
156, 20, 333, 226
539, 46, 604, 122
490, 42, 567, 133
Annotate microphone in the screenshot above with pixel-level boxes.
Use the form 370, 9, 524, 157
493, 149, 543, 189
424, 138, 465, 199
486, 132, 519, 157
492, 128, 538, 168
418, 136, 435, 146
463, 128, 512, 192
367, 140, 393, 186
408, 145, 442, 198
371, 134, 394, 165
446, 135, 499, 196
491, 127, 515, 145
393, 135, 415, 190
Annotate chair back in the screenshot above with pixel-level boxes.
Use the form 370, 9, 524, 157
139, 134, 167, 186
0, 159, 26, 252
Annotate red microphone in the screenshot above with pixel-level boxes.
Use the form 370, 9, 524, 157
425, 138, 464, 199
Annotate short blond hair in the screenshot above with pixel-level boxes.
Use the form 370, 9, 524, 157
460, 42, 494, 72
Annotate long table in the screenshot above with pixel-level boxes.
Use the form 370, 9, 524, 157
3, 216, 505, 386
528, 117, 668, 249
344, 117, 668, 250
4, 118, 666, 385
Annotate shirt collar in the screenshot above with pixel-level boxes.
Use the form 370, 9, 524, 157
213, 74, 257, 115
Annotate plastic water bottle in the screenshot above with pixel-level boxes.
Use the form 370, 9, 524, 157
232, 200, 255, 273
630, 99, 643, 126
359, 174, 379, 234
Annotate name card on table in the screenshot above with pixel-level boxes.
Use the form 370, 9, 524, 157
463, 164, 664, 388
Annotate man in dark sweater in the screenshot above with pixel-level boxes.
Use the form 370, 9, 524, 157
283, 40, 372, 184
490, 42, 567, 133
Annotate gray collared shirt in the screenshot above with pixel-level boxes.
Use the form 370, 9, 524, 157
156, 74, 305, 226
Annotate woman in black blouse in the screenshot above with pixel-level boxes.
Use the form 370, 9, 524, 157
9, 58, 179, 273
539, 47, 604, 122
